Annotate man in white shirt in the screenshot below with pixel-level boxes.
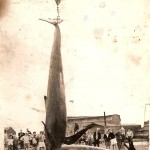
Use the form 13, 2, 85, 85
125, 129, 136, 150
126, 129, 134, 143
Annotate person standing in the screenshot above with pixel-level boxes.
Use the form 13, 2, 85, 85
18, 129, 25, 149
74, 123, 80, 144
32, 132, 38, 150
86, 131, 93, 146
4, 130, 8, 149
7, 134, 13, 150
74, 123, 79, 134
103, 129, 111, 149
126, 128, 136, 149
115, 130, 122, 150
27, 128, 32, 145
120, 127, 125, 148
108, 129, 118, 150
13, 135, 18, 150
38, 131, 45, 150
126, 129, 134, 144
93, 128, 101, 147
20, 132, 30, 150
120, 127, 125, 135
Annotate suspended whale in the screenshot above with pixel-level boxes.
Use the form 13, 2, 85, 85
40, 18, 66, 150
40, 18, 97, 149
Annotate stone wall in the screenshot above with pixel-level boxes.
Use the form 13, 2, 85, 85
66, 114, 121, 136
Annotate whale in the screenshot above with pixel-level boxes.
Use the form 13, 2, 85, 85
40, 19, 97, 149
40, 19, 66, 150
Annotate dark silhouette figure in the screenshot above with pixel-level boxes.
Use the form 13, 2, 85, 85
124, 142, 136, 150
93, 128, 101, 147
74, 123, 79, 134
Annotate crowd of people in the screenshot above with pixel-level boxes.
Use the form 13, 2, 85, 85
4, 126, 135, 150
4, 128, 46, 150
77, 127, 135, 150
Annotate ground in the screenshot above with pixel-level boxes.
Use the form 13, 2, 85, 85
4, 141, 149, 150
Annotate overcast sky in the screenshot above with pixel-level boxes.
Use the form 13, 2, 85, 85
0, 0, 150, 135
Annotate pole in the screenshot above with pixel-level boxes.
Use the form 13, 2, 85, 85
104, 112, 106, 126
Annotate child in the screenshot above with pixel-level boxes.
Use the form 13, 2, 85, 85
7, 135, 13, 150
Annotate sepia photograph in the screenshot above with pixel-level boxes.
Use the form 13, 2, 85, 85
0, 0, 150, 149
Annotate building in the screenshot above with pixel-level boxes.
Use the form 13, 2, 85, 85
121, 124, 141, 135
66, 114, 121, 136
4, 127, 16, 136
135, 120, 149, 139
121, 121, 149, 139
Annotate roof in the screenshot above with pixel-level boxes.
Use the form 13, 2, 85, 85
67, 114, 120, 120
121, 124, 141, 126
144, 120, 149, 124
4, 127, 9, 130
4, 127, 16, 132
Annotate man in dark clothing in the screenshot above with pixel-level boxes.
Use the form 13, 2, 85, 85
74, 123, 79, 134
108, 129, 118, 150
103, 130, 111, 149
93, 128, 101, 147
115, 130, 122, 150
18, 129, 25, 149
13, 135, 18, 150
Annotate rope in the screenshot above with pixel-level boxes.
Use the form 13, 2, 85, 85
55, 0, 61, 22
57, 6, 60, 21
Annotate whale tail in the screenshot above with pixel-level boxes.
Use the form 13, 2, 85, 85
39, 18, 63, 26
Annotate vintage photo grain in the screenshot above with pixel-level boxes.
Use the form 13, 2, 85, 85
0, 0, 149, 149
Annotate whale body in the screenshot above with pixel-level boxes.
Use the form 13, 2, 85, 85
41, 19, 66, 150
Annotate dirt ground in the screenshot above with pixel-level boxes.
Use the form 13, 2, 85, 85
4, 141, 149, 150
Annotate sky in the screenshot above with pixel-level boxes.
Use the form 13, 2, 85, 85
0, 0, 150, 137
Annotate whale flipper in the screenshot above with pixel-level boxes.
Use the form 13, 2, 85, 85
41, 121, 56, 148
63, 123, 97, 145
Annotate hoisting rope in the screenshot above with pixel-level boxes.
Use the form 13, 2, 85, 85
55, 0, 61, 22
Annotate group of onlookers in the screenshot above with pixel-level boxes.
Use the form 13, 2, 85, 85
77, 128, 103, 146
103, 127, 135, 150
4, 126, 135, 150
77, 127, 135, 150
4, 128, 46, 150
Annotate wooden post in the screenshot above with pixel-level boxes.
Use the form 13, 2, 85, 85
104, 112, 106, 133
104, 112, 106, 126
